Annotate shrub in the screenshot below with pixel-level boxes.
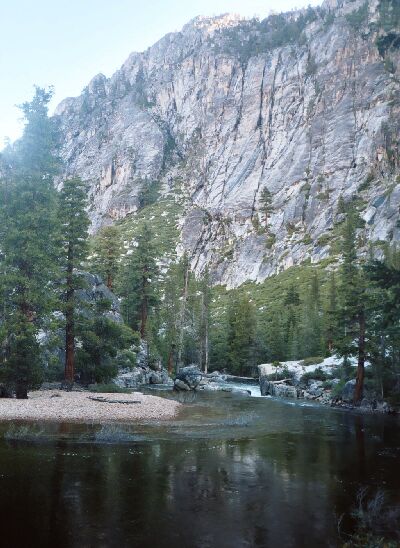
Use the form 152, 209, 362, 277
331, 378, 346, 398
358, 172, 375, 192
301, 367, 329, 384
317, 234, 331, 247
265, 233, 276, 249
345, 2, 368, 30
300, 356, 324, 366
266, 365, 295, 382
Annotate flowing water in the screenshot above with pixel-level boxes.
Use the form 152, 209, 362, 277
0, 385, 399, 547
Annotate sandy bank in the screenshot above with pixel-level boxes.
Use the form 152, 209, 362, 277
0, 390, 181, 424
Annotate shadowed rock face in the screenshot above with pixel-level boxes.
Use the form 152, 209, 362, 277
55, 0, 400, 287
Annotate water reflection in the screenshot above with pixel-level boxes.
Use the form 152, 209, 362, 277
0, 390, 398, 547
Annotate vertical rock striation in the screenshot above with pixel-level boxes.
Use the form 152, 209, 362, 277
55, 0, 400, 286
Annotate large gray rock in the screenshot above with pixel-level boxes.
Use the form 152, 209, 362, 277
53, 1, 400, 287
174, 365, 205, 391
260, 378, 299, 398
114, 366, 172, 389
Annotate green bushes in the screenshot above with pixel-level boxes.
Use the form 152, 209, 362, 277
345, 3, 368, 30
300, 356, 324, 366
266, 365, 296, 382
300, 366, 329, 384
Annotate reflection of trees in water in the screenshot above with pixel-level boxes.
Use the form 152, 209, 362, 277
0, 403, 398, 547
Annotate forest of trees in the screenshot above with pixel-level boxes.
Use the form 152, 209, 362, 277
0, 87, 399, 407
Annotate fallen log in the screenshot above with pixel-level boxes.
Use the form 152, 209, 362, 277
88, 396, 142, 404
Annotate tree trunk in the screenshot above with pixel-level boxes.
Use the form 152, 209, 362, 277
177, 260, 190, 373
64, 245, 75, 387
167, 344, 176, 375
140, 297, 148, 339
15, 384, 28, 399
140, 272, 148, 339
354, 310, 366, 404
107, 272, 113, 291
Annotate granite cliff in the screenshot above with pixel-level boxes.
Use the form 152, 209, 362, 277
55, 0, 400, 287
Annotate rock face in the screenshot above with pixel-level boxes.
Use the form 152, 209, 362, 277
55, 0, 400, 287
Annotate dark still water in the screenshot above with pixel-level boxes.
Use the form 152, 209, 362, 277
0, 388, 399, 548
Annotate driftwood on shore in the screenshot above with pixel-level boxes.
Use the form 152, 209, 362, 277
269, 379, 291, 384
88, 396, 142, 404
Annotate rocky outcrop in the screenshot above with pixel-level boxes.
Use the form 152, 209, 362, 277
55, 0, 400, 287
260, 378, 299, 398
174, 365, 205, 391
258, 360, 396, 412
114, 366, 172, 389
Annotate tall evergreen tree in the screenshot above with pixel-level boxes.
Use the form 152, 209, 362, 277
0, 87, 60, 397
198, 267, 211, 373
325, 271, 338, 354
121, 223, 159, 338
90, 225, 122, 290
335, 209, 368, 403
300, 272, 323, 358
227, 294, 257, 375
284, 284, 301, 360
59, 177, 90, 387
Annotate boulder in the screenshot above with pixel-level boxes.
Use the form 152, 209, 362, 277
260, 378, 298, 398
174, 365, 205, 391
174, 379, 191, 391
114, 366, 172, 389
307, 381, 324, 398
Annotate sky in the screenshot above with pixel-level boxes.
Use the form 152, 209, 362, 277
0, 0, 322, 146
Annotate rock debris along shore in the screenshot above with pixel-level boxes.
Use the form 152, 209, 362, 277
258, 358, 395, 413
0, 391, 180, 423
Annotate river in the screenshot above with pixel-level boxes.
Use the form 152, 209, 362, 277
0, 385, 398, 547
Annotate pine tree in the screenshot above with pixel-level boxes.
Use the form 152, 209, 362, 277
227, 294, 257, 375
259, 187, 274, 227
325, 271, 337, 354
335, 208, 368, 403
90, 225, 122, 290
284, 284, 301, 360
121, 223, 159, 338
176, 253, 190, 371
75, 299, 135, 384
0, 87, 60, 397
1, 315, 43, 399
198, 267, 211, 373
300, 272, 323, 358
366, 246, 400, 399
59, 177, 90, 387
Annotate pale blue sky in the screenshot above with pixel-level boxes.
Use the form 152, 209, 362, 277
0, 0, 321, 146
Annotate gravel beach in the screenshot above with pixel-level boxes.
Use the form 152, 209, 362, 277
0, 390, 181, 423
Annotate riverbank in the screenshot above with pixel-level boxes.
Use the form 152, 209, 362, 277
0, 390, 181, 423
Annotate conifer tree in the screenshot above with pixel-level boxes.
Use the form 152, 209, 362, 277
300, 272, 323, 358
121, 223, 159, 338
259, 187, 274, 227
284, 284, 301, 359
325, 272, 337, 354
227, 294, 257, 375
335, 208, 368, 403
0, 87, 60, 397
59, 177, 90, 387
198, 267, 211, 373
90, 225, 122, 290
